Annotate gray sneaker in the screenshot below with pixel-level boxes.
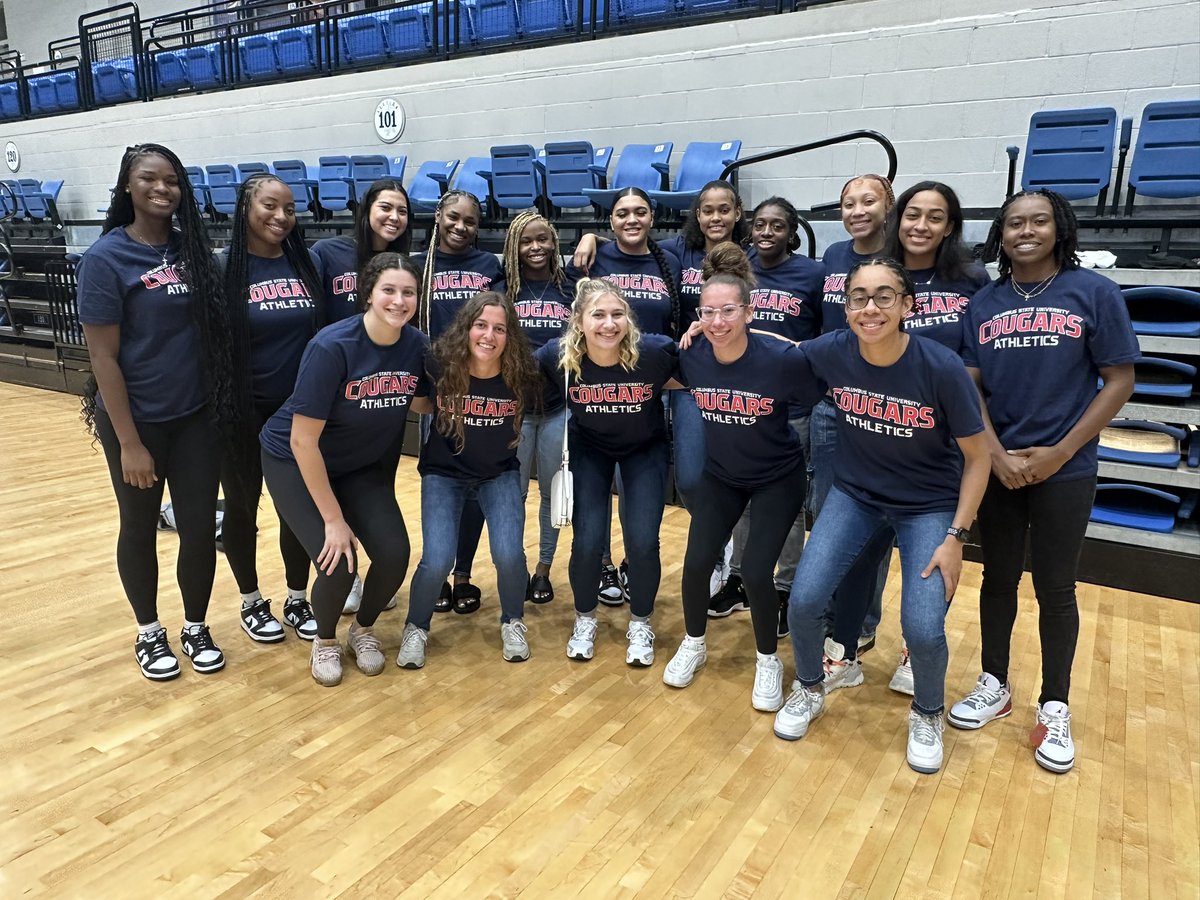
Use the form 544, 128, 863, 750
773, 684, 825, 740
501, 620, 530, 662
347, 624, 385, 675
310, 637, 343, 687
396, 623, 428, 669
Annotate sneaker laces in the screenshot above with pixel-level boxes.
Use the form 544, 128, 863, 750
627, 621, 654, 647
782, 685, 819, 715
756, 658, 782, 694
668, 638, 704, 671
910, 711, 943, 747
184, 625, 215, 652
141, 629, 172, 660
401, 625, 428, 651
503, 620, 528, 639
963, 679, 1006, 710
1038, 706, 1071, 747
572, 617, 598, 641
286, 598, 314, 622
351, 627, 382, 654
314, 641, 341, 665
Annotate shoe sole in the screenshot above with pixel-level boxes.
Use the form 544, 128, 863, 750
397, 657, 425, 669
141, 665, 181, 681
663, 658, 705, 687
948, 703, 1012, 730
567, 646, 594, 660
1034, 749, 1074, 774
240, 621, 286, 644
753, 693, 784, 712
597, 595, 624, 607
187, 657, 225, 674
348, 647, 385, 676
907, 755, 942, 774
626, 653, 653, 667
707, 602, 749, 619
312, 673, 342, 686
286, 621, 318, 641
504, 650, 530, 662
773, 706, 823, 741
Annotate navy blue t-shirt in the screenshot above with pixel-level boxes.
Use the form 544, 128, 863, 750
76, 227, 205, 423
537, 334, 678, 456
749, 252, 824, 342
260, 316, 429, 477
242, 252, 319, 405
679, 333, 824, 489
820, 239, 877, 334
420, 355, 521, 480
904, 265, 991, 354
512, 277, 572, 350
565, 241, 681, 337
413, 247, 506, 338
660, 234, 705, 325
310, 236, 359, 322
962, 267, 1140, 483
801, 330, 984, 513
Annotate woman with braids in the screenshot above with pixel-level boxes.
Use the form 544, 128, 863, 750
668, 246, 822, 711
413, 189, 506, 615
773, 258, 989, 776
949, 190, 1137, 774
396, 292, 539, 668
311, 178, 411, 322
77, 143, 236, 681
260, 253, 429, 687
565, 187, 682, 604
502, 212, 572, 604
535, 280, 680, 666
218, 173, 325, 646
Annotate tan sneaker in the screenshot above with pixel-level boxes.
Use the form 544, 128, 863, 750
347, 623, 385, 675
310, 637, 343, 686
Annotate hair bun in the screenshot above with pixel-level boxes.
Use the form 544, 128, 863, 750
702, 241, 752, 281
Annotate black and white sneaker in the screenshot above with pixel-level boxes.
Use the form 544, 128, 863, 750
707, 574, 748, 618
179, 624, 226, 674
283, 597, 319, 641
135, 627, 181, 681
240, 597, 285, 644
618, 559, 631, 604
597, 563, 625, 606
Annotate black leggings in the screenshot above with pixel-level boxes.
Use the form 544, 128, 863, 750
95, 407, 221, 626
220, 401, 309, 596
682, 464, 807, 654
261, 451, 411, 640
976, 474, 1095, 705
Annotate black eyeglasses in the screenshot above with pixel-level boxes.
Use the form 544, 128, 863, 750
846, 288, 906, 310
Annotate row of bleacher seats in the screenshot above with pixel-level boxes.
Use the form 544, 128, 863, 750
0, 179, 64, 225
185, 139, 741, 223
0, 57, 138, 117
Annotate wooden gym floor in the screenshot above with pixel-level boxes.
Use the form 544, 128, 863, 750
1, 381, 1197, 899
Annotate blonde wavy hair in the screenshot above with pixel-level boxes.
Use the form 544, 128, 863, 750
558, 278, 642, 378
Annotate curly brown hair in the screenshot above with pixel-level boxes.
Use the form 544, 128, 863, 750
432, 291, 539, 455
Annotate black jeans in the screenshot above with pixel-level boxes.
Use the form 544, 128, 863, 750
976, 474, 1096, 705
220, 401, 310, 596
682, 464, 807, 654
261, 451, 411, 640
95, 407, 221, 625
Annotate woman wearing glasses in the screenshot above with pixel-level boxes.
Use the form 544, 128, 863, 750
667, 246, 822, 712
774, 259, 990, 776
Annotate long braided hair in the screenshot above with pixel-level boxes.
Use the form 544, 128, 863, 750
432, 291, 538, 453
610, 186, 682, 338
222, 173, 325, 446
82, 143, 238, 445
981, 189, 1080, 282
354, 178, 411, 273
419, 189, 483, 334
558, 279, 642, 378
680, 180, 748, 251
502, 210, 566, 303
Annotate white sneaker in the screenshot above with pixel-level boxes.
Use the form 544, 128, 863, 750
1033, 701, 1075, 773
663, 636, 707, 688
501, 620, 530, 662
773, 684, 825, 740
310, 637, 343, 687
709, 539, 733, 597
625, 619, 654, 667
342, 574, 363, 615
907, 709, 945, 774
822, 637, 864, 693
385, 593, 398, 611
395, 623, 428, 669
346, 624, 385, 675
889, 646, 915, 696
752, 654, 785, 711
566, 614, 598, 660
949, 672, 1012, 730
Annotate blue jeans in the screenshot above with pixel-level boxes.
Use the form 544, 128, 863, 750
569, 436, 669, 618
517, 408, 565, 568
809, 398, 887, 636
788, 486, 953, 715
670, 390, 706, 507
730, 412, 810, 591
420, 413, 484, 578
406, 470, 528, 630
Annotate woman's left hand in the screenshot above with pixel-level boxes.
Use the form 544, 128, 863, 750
921, 537, 963, 601
678, 320, 704, 350
1006, 445, 1069, 484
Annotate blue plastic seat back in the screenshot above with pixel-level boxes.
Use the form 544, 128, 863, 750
671, 140, 741, 192
351, 155, 391, 182
1021, 107, 1117, 201
490, 144, 540, 211
472, 0, 520, 44
618, 0, 676, 23
1128, 99, 1200, 200
240, 34, 280, 81
544, 141, 596, 209
592, 146, 613, 178
152, 50, 190, 93
341, 15, 389, 63
518, 0, 572, 35
678, 0, 739, 13
610, 141, 673, 193
319, 156, 353, 182
455, 156, 494, 208
0, 83, 20, 118
410, 159, 461, 212
185, 45, 224, 88
387, 6, 432, 55
53, 73, 81, 110
273, 159, 308, 184
206, 164, 238, 186
238, 162, 271, 180
277, 27, 319, 73
320, 179, 354, 212
29, 76, 59, 113
92, 62, 137, 103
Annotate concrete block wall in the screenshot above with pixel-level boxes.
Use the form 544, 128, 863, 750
3, 0, 1197, 247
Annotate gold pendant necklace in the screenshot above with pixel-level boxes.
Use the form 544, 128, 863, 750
1011, 268, 1060, 302
126, 225, 170, 268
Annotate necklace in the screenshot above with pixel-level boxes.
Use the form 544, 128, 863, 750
523, 275, 553, 304
1011, 268, 1060, 302
126, 225, 170, 268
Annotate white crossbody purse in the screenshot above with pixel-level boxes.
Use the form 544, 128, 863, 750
549, 366, 573, 529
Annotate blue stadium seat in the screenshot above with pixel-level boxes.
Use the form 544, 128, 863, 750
340, 15, 390, 64
352, 154, 395, 200
17, 178, 62, 223
409, 159, 461, 213
276, 27, 320, 74
53, 73, 81, 110
1021, 107, 1117, 202
677, 0, 740, 14
1126, 99, 1200, 207
238, 162, 272, 180
454, 156, 495, 217
518, 0, 573, 36
471, 0, 521, 45
591, 145, 613, 182
647, 140, 741, 211
0, 83, 20, 119
490, 144, 541, 214
543, 140, 600, 213
239, 35, 281, 81
206, 164, 238, 186
319, 156, 355, 214
582, 141, 673, 211
184, 166, 211, 212
92, 61, 137, 104
385, 7, 432, 56
29, 76, 60, 114
617, 0, 677, 24
206, 164, 240, 217
273, 159, 318, 213
184, 45, 225, 89
152, 50, 191, 93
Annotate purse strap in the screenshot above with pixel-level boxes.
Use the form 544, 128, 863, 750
561, 365, 570, 467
